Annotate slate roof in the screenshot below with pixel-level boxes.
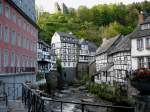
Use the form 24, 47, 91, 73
79, 39, 88, 45
88, 42, 97, 52
129, 16, 150, 39
38, 39, 50, 48
7, 0, 39, 29
56, 32, 79, 44
108, 34, 131, 55
96, 35, 121, 55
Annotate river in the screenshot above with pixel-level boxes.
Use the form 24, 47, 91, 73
44, 86, 111, 112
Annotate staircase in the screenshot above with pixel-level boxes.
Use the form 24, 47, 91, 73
0, 100, 27, 112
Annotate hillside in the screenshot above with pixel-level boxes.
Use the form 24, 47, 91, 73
37, 1, 150, 46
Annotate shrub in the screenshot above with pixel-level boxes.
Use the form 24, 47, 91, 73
36, 72, 45, 81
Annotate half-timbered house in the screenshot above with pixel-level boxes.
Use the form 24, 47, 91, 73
77, 39, 97, 78
51, 32, 79, 81
108, 35, 131, 85
95, 35, 122, 84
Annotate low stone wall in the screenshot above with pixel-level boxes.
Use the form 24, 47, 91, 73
0, 73, 36, 100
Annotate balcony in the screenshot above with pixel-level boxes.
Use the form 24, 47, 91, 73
2, 67, 36, 73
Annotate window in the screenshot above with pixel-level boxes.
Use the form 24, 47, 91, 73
4, 49, 8, 67
146, 38, 150, 49
11, 52, 15, 67
4, 26, 9, 43
137, 39, 143, 51
141, 24, 150, 30
0, 0, 2, 15
138, 57, 144, 68
0, 24, 2, 40
26, 39, 29, 49
147, 57, 150, 68
12, 11, 16, 23
5, 4, 10, 18
17, 55, 20, 67
0, 48, 1, 67
11, 30, 16, 45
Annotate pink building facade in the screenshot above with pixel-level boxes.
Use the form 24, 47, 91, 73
0, 0, 38, 83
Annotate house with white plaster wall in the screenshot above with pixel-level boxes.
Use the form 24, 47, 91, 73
130, 13, 150, 70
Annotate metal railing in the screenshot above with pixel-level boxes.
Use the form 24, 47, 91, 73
4, 83, 22, 100
0, 82, 8, 106
22, 83, 136, 112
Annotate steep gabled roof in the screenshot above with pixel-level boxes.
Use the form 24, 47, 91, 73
57, 32, 77, 38
130, 16, 150, 39
108, 34, 131, 55
96, 35, 121, 55
56, 32, 79, 44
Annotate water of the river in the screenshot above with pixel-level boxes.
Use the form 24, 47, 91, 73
45, 86, 111, 112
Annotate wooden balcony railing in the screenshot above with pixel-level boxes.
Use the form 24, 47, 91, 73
2, 67, 36, 73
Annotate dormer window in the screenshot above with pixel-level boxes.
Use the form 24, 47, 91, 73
141, 24, 150, 30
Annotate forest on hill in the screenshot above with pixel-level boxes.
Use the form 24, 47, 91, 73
37, 1, 150, 46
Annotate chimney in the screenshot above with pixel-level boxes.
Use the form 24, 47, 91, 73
103, 38, 107, 43
69, 32, 73, 35
138, 11, 144, 24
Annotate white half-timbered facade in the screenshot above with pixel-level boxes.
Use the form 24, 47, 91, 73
108, 35, 131, 84
95, 35, 122, 84
37, 40, 51, 73
130, 15, 150, 70
51, 32, 79, 81
50, 49, 57, 71
78, 39, 97, 76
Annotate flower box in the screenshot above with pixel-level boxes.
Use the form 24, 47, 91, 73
130, 68, 150, 94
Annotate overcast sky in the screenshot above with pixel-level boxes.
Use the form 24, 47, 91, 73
36, 0, 149, 13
